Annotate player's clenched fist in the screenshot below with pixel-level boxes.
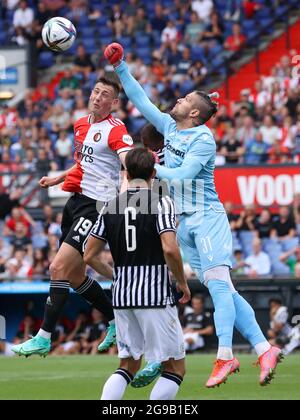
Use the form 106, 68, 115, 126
104, 43, 124, 66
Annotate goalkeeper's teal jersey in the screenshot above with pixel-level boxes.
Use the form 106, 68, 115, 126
115, 61, 222, 214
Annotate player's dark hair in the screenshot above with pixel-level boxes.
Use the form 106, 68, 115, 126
126, 147, 155, 181
194, 91, 218, 125
192, 294, 205, 303
96, 76, 120, 97
269, 298, 282, 306
140, 123, 164, 151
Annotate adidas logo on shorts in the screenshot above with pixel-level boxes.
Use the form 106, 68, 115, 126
72, 235, 80, 243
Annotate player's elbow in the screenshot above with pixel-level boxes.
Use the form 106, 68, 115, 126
162, 243, 178, 259
83, 249, 95, 266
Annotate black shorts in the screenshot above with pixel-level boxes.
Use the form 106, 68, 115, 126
60, 193, 105, 255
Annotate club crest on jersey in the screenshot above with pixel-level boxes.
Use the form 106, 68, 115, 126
93, 131, 102, 142
122, 135, 133, 146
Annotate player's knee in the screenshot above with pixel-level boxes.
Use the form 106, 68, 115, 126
119, 357, 141, 376
163, 359, 186, 378
49, 258, 67, 279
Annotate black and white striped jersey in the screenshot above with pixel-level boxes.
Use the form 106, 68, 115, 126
91, 188, 176, 309
156, 148, 165, 166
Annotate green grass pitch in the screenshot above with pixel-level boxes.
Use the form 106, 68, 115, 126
0, 354, 299, 400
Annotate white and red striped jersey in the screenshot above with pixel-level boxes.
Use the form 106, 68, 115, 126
62, 114, 133, 201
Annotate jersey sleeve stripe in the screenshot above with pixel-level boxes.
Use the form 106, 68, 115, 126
117, 147, 132, 155
108, 117, 124, 127
91, 208, 107, 240
156, 196, 176, 234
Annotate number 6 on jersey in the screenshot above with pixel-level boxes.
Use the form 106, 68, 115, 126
124, 207, 137, 251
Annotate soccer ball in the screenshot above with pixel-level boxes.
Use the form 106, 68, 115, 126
42, 17, 76, 52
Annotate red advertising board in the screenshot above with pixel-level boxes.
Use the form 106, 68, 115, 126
215, 165, 300, 209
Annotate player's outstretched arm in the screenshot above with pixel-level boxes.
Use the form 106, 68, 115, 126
104, 43, 171, 134
39, 163, 77, 188
84, 236, 113, 280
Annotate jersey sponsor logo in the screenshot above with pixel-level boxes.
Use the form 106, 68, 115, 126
165, 143, 185, 158
93, 131, 102, 142
122, 134, 133, 146
72, 235, 81, 243
75, 141, 94, 163
181, 135, 192, 144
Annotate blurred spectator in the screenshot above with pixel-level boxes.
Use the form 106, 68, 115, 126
55, 130, 73, 170
268, 298, 300, 355
244, 132, 269, 164
225, 0, 243, 21
23, 148, 37, 171
182, 294, 214, 352
0, 313, 41, 356
185, 11, 205, 45
80, 309, 108, 355
0, 187, 22, 220
254, 209, 273, 239
5, 248, 33, 280
59, 68, 80, 91
292, 193, 300, 235
259, 115, 281, 146
236, 115, 257, 145
73, 44, 95, 78
224, 201, 239, 230
10, 221, 32, 253
10, 314, 38, 345
280, 246, 300, 276
109, 3, 123, 38
221, 128, 244, 164
187, 60, 208, 87
72, 97, 88, 122
161, 20, 178, 45
232, 249, 246, 275
244, 238, 271, 277
36, 148, 57, 177
50, 318, 68, 353
52, 311, 90, 355
48, 105, 71, 133
4, 206, 34, 237
13, 1, 34, 36
236, 204, 256, 231
191, 0, 213, 23
48, 212, 62, 238
42, 204, 54, 233
150, 4, 167, 32
268, 139, 291, 164
201, 12, 224, 46
224, 23, 246, 52
172, 47, 193, 84
295, 263, 300, 278
133, 7, 149, 34
234, 89, 255, 116
0, 105, 17, 131
32, 248, 48, 277
55, 88, 75, 113
243, 0, 261, 19
271, 206, 296, 239
0, 238, 11, 273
